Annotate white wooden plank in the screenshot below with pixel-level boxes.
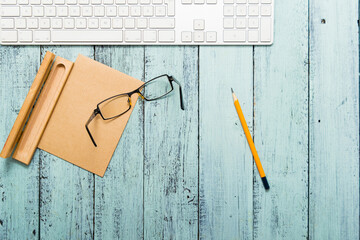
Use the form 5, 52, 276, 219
309, 0, 359, 239
0, 46, 40, 239
94, 46, 145, 240
199, 46, 254, 239
143, 46, 198, 239
39, 47, 95, 239
253, 0, 309, 238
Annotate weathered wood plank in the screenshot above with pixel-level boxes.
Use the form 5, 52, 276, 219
253, 0, 309, 238
94, 46, 144, 240
39, 47, 94, 240
0, 46, 40, 239
199, 46, 253, 240
143, 46, 198, 239
309, 0, 359, 239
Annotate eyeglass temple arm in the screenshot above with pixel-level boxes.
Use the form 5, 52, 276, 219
85, 109, 99, 147
171, 77, 185, 110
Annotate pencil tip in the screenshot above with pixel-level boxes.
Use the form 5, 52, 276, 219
231, 88, 234, 94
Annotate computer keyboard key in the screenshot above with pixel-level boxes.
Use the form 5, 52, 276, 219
248, 5, 259, 16
79, 0, 89, 4
88, 18, 99, 28
118, 6, 129, 16
223, 18, 234, 29
82, 7, 93, 16
193, 31, 204, 42
103, 0, 113, 4
248, 18, 259, 28
143, 6, 153, 16
248, 30, 258, 42
124, 18, 135, 28
76, 18, 87, 28
125, 30, 141, 42
2, 0, 17, 4
30, 0, 41, 4
155, 6, 166, 16
100, 18, 111, 28
34, 30, 51, 42
107, 6, 117, 16
193, 19, 205, 30
57, 7, 68, 17
19, 31, 33, 42
164, 0, 175, 16
223, 30, 245, 42
235, 18, 246, 28
54, 0, 65, 3
223, 5, 234, 16
261, 4, 272, 16
261, 0, 271, 2
18, 0, 29, 4
45, 7, 56, 17
1, 7, 20, 17
260, 18, 271, 42
1, 31, 17, 42
27, 18, 38, 29
94, 6, 105, 16
223, 0, 233, 3
143, 30, 157, 42
52, 30, 123, 42
248, 0, 258, 3
116, 0, 126, 3
1, 19, 15, 29
181, 31, 191, 42
20, 7, 32, 17
52, 18, 62, 28
181, 0, 191, 3
158, 30, 175, 42
236, 5, 246, 16
91, 0, 101, 3
15, 19, 27, 28
149, 18, 175, 28
140, 0, 150, 4
206, 31, 217, 42
33, 7, 44, 17
64, 19, 75, 28
128, 0, 138, 4
194, 0, 204, 4
69, 6, 81, 16
137, 18, 147, 28
42, 0, 53, 4
113, 18, 123, 28
130, 6, 141, 16
40, 19, 51, 28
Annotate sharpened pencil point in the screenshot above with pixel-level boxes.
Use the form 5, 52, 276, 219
231, 88, 234, 94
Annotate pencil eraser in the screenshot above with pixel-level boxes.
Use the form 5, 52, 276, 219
261, 177, 270, 190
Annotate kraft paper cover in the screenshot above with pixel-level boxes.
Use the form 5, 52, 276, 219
38, 54, 143, 177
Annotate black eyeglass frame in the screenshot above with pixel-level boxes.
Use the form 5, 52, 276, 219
85, 74, 184, 147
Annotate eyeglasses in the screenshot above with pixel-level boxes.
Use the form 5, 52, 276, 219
85, 74, 184, 147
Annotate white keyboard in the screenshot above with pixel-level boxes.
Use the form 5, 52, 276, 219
0, 0, 274, 45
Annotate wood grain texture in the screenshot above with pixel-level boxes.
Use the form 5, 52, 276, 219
0, 46, 40, 239
39, 47, 94, 240
199, 46, 254, 240
309, 0, 359, 239
143, 46, 198, 239
94, 46, 145, 240
253, 0, 309, 239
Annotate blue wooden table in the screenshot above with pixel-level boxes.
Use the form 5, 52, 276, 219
1, 1, 359, 239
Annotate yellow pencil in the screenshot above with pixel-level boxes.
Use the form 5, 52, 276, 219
231, 88, 269, 190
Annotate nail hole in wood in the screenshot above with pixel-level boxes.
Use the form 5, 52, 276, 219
318, 120, 321, 123
321, 19, 326, 24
